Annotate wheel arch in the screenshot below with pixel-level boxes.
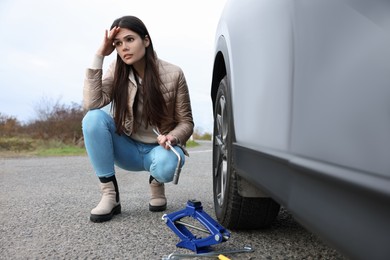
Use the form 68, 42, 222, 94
211, 36, 268, 198
211, 54, 226, 108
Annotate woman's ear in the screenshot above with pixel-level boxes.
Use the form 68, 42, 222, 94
144, 35, 150, 47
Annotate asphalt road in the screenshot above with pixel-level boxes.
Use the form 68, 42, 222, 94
0, 141, 346, 259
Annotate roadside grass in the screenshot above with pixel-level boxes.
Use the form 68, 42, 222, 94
0, 137, 86, 157
0, 136, 199, 157
185, 139, 198, 148
35, 145, 86, 157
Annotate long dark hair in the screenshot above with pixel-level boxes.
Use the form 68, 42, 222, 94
110, 16, 168, 135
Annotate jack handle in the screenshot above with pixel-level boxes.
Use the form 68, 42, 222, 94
153, 128, 182, 184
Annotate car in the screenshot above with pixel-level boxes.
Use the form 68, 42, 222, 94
210, 0, 390, 259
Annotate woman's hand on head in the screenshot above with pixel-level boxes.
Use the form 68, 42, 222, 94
96, 26, 120, 57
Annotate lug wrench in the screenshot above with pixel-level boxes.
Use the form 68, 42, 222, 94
153, 128, 182, 184
162, 245, 254, 259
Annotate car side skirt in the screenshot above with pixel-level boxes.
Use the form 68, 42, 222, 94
233, 143, 390, 260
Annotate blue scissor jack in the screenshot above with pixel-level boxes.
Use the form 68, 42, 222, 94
162, 200, 231, 253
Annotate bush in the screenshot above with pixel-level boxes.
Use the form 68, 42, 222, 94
24, 98, 84, 144
0, 97, 85, 155
0, 113, 21, 137
192, 127, 212, 140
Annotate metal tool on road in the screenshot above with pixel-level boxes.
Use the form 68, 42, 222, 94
162, 200, 231, 253
153, 128, 182, 184
162, 245, 254, 259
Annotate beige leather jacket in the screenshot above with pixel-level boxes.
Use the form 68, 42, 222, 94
83, 58, 194, 145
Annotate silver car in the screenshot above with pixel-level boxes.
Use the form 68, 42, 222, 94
210, 0, 390, 259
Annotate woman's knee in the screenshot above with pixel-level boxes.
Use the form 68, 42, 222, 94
83, 109, 105, 126
82, 109, 111, 133
151, 148, 185, 183
153, 163, 175, 183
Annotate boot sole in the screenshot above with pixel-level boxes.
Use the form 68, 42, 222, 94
149, 203, 167, 212
90, 204, 121, 223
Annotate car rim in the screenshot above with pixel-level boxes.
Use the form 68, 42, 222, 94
214, 94, 228, 207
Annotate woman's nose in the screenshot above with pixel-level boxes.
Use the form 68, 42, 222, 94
121, 42, 130, 51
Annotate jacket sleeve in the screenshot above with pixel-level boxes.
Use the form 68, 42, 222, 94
83, 60, 115, 110
168, 70, 194, 145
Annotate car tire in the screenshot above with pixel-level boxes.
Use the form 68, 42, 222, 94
212, 76, 280, 229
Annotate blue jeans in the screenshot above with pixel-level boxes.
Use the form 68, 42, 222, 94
82, 109, 185, 183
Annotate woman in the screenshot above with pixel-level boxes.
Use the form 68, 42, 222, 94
82, 16, 194, 223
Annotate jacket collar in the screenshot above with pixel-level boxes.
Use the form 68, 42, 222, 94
128, 69, 140, 86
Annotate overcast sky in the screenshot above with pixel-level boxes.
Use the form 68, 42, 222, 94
0, 0, 227, 133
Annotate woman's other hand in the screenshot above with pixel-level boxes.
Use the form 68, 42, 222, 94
157, 134, 178, 150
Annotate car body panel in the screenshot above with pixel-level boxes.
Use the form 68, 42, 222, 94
291, 0, 390, 177
216, 0, 294, 151
211, 0, 390, 259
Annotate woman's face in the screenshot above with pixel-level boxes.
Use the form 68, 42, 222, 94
113, 28, 149, 66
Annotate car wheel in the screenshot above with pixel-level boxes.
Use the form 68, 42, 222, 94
212, 76, 280, 229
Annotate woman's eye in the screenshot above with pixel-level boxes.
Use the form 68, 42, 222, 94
126, 37, 134, 42
113, 41, 122, 47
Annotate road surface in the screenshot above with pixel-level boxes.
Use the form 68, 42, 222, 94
0, 141, 345, 259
